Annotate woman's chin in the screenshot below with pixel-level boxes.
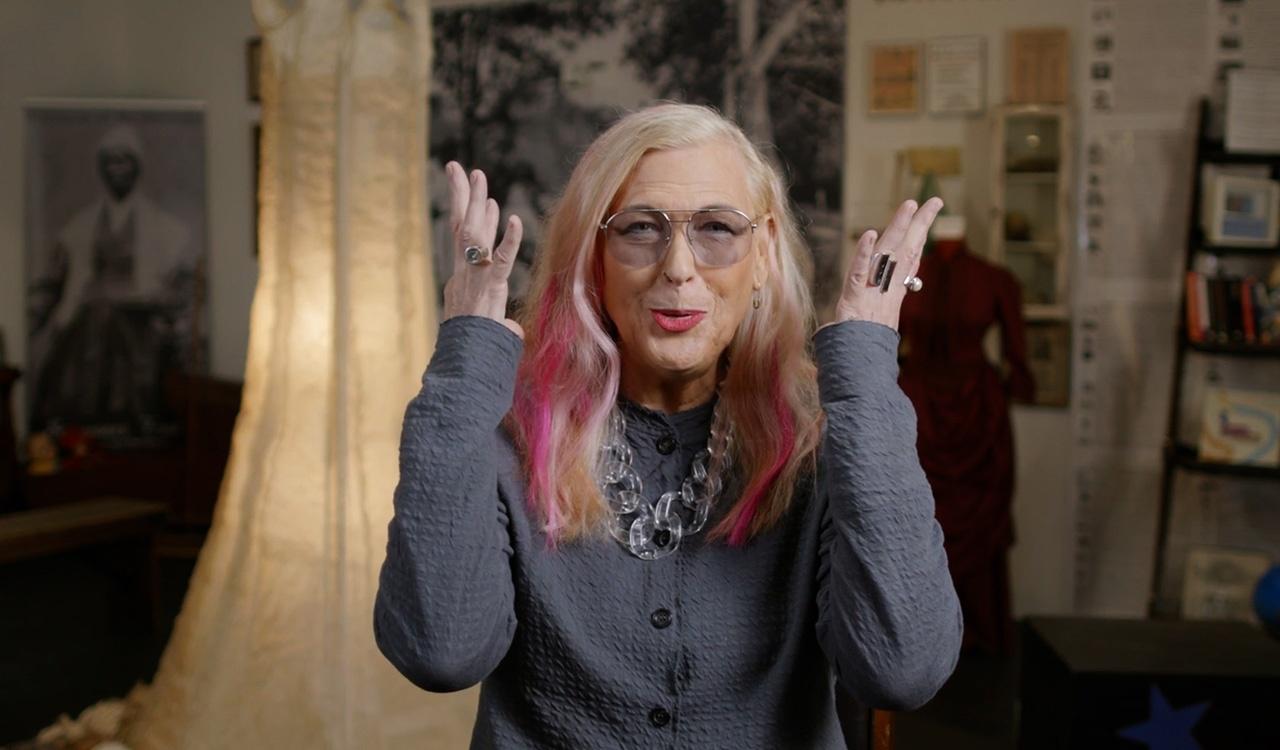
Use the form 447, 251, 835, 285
637, 343, 718, 381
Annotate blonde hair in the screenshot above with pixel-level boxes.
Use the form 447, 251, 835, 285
509, 103, 822, 546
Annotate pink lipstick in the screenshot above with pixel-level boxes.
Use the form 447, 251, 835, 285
651, 309, 706, 333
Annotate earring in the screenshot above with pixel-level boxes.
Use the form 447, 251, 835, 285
752, 289, 762, 309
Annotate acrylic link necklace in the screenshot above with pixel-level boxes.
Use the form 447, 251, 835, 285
597, 404, 734, 560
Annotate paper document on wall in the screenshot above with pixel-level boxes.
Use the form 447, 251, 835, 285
1082, 130, 1193, 283
1086, 0, 1209, 115
1225, 68, 1280, 154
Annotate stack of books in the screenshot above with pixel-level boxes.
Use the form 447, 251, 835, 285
1184, 271, 1280, 345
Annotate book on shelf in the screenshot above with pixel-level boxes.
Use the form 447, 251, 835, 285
1183, 271, 1280, 345
1198, 387, 1280, 467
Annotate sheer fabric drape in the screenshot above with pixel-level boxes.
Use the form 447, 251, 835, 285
120, 1, 477, 746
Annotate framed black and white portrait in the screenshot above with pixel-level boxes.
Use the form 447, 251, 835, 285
24, 99, 209, 448
430, 0, 846, 315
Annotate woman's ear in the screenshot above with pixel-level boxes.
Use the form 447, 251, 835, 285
753, 216, 776, 290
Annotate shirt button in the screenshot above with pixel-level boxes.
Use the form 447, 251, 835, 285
650, 608, 672, 629
656, 435, 677, 455
649, 707, 671, 727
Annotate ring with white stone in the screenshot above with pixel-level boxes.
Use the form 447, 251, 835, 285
463, 245, 492, 265
904, 275, 924, 293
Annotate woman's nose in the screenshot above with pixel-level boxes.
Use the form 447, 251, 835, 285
660, 226, 698, 285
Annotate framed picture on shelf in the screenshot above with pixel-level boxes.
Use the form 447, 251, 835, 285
1024, 320, 1070, 407
1181, 545, 1273, 623
1201, 173, 1279, 247
1198, 386, 1280, 467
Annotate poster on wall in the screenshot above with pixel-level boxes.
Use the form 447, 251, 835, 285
1007, 27, 1069, 105
429, 0, 846, 315
925, 36, 985, 115
867, 42, 920, 115
24, 100, 208, 449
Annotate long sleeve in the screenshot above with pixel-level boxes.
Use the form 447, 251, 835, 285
373, 315, 522, 693
995, 268, 1035, 402
812, 319, 963, 710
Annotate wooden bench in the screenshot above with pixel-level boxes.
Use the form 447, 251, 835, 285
0, 497, 168, 630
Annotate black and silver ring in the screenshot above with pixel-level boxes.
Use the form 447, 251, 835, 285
463, 245, 492, 266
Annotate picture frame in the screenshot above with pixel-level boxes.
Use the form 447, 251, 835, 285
925, 36, 985, 115
1024, 320, 1070, 407
1007, 28, 1069, 105
1201, 173, 1280, 247
246, 37, 262, 104
1181, 545, 1272, 623
1198, 386, 1280, 467
252, 123, 261, 257
868, 42, 921, 115
23, 98, 209, 447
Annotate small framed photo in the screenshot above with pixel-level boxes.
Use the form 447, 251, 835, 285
1025, 320, 1070, 407
1202, 173, 1279, 247
1181, 545, 1272, 623
1198, 387, 1280, 467
868, 42, 921, 115
246, 37, 262, 104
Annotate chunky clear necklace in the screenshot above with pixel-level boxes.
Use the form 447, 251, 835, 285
597, 403, 734, 560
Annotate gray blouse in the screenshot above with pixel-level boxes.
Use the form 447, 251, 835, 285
374, 316, 962, 749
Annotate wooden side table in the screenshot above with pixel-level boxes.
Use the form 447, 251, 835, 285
0, 497, 169, 632
1020, 616, 1280, 748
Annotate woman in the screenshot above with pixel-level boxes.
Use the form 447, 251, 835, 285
374, 104, 961, 748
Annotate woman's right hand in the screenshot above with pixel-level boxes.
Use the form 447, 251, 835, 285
441, 161, 525, 339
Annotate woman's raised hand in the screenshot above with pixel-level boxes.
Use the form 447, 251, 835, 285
441, 161, 525, 339
833, 197, 944, 331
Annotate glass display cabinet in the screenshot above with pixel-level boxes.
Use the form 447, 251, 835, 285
989, 104, 1073, 320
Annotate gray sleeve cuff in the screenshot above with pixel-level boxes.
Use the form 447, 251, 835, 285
426, 315, 524, 406
814, 319, 901, 404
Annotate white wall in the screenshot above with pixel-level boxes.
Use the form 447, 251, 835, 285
844, 0, 1086, 617
0, 0, 260, 438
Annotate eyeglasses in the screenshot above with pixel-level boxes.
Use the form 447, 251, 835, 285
599, 208, 762, 268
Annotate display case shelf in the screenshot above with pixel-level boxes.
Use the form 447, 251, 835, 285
1185, 338, 1280, 357
1200, 144, 1280, 167
1150, 98, 1280, 618
1191, 227, 1279, 256
1168, 442, 1280, 481
990, 104, 1073, 314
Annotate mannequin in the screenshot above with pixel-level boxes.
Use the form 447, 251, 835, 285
897, 215, 1033, 655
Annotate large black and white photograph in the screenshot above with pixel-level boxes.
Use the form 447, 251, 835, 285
24, 101, 208, 448
430, 0, 846, 315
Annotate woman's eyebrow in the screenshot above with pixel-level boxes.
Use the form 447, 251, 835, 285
616, 203, 742, 211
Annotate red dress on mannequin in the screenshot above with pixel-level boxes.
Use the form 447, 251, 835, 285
898, 240, 1033, 655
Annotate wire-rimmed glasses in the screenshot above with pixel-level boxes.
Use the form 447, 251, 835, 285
599, 208, 762, 268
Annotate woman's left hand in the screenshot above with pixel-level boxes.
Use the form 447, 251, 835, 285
832, 197, 944, 331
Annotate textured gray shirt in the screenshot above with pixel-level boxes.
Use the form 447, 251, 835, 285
374, 316, 962, 749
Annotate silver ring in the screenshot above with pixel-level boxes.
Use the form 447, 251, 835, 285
868, 252, 897, 294
463, 245, 492, 266
904, 275, 923, 293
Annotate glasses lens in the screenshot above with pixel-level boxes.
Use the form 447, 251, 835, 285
605, 210, 671, 267
689, 210, 752, 266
